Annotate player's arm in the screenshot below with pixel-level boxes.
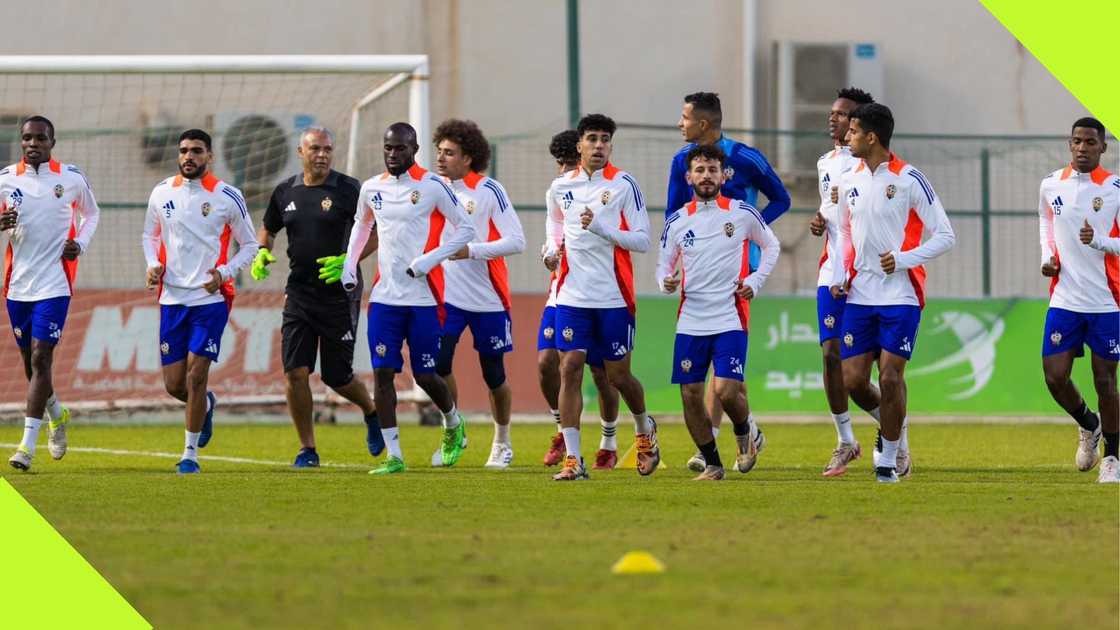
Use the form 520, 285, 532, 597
543, 183, 565, 259
891, 171, 955, 271
830, 182, 852, 294
739, 203, 781, 298
341, 183, 375, 290
467, 181, 525, 259
408, 179, 477, 276
742, 148, 791, 224
655, 212, 682, 293
586, 175, 650, 252
141, 191, 164, 288
1037, 183, 1061, 276
665, 153, 690, 218
69, 171, 100, 257
216, 187, 259, 281
252, 188, 283, 280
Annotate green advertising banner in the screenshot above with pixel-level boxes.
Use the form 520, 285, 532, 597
622, 297, 1099, 416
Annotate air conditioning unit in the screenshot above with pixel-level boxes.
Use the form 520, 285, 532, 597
213, 111, 315, 191
775, 42, 884, 174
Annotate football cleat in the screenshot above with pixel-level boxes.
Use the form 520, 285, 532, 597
552, 455, 589, 481
875, 466, 899, 483
292, 448, 320, 468
1098, 456, 1120, 483
439, 414, 467, 467
176, 459, 200, 474
198, 391, 216, 448
370, 456, 406, 475
734, 422, 766, 473
485, 442, 514, 469
822, 441, 861, 478
693, 465, 725, 481
8, 447, 32, 471
543, 432, 565, 467
593, 448, 617, 470
364, 414, 385, 457
47, 405, 70, 461
635, 418, 660, 476
1076, 425, 1102, 472
686, 451, 706, 473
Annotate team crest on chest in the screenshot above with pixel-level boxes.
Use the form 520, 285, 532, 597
53, 184, 64, 198
680, 358, 693, 373
410, 190, 421, 205
200, 202, 212, 217
1093, 197, 1103, 212
724, 167, 735, 179
466, 200, 476, 214
724, 222, 735, 237
600, 190, 611, 206
1050, 331, 1062, 346
321, 197, 332, 211
885, 184, 896, 200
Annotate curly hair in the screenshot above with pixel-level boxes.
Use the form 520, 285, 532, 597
549, 129, 580, 164
685, 143, 726, 169
576, 113, 616, 138
433, 118, 491, 172
836, 87, 874, 105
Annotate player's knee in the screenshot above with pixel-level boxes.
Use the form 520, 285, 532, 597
1043, 368, 1069, 391
822, 350, 843, 374
285, 368, 310, 388
29, 347, 53, 373
165, 382, 187, 400
435, 336, 456, 377
559, 353, 585, 379
842, 368, 867, 394
1092, 371, 1117, 395
715, 381, 741, 406
413, 372, 441, 392
878, 367, 903, 392
603, 360, 631, 385
538, 351, 559, 377
589, 365, 611, 390
374, 368, 396, 389
681, 384, 705, 407
186, 368, 208, 392
479, 354, 506, 390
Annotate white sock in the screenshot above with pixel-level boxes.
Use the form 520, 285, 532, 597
183, 430, 201, 462
711, 426, 721, 440
868, 406, 881, 425
441, 405, 460, 429
879, 437, 899, 470
19, 417, 42, 455
46, 395, 63, 421
550, 409, 561, 433
494, 422, 511, 445
562, 426, 581, 458
899, 418, 909, 453
382, 427, 402, 459
633, 411, 651, 434
832, 411, 855, 445
600, 419, 618, 451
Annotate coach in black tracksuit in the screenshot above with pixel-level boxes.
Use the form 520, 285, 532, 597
254, 126, 382, 467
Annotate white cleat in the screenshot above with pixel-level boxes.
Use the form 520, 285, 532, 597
686, 451, 706, 472
1076, 426, 1102, 472
430, 448, 443, 467
896, 449, 912, 478
1098, 456, 1120, 483
47, 406, 70, 460
484, 442, 514, 469
733, 422, 766, 473
8, 447, 32, 471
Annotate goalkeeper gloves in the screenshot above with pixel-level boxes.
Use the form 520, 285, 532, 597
250, 247, 277, 281
317, 254, 347, 284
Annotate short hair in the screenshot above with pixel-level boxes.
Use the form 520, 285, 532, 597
1072, 116, 1106, 141
20, 115, 55, 140
301, 125, 334, 143
685, 144, 726, 169
836, 87, 874, 105
179, 128, 212, 151
684, 92, 723, 128
576, 113, 616, 138
386, 122, 418, 146
549, 129, 580, 164
433, 118, 491, 172
850, 103, 894, 149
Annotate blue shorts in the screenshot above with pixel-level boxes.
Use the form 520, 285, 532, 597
159, 302, 229, 365
368, 302, 442, 374
816, 285, 845, 344
672, 330, 748, 384
839, 303, 921, 360
554, 305, 634, 363
7, 297, 70, 348
537, 305, 604, 367
1042, 308, 1120, 360
442, 303, 512, 355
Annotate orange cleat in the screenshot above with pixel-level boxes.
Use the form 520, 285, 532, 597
593, 448, 617, 470
543, 432, 565, 466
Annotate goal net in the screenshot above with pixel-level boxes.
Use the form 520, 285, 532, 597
0, 55, 432, 420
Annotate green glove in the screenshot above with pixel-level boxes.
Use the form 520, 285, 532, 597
316, 254, 347, 284
251, 247, 277, 281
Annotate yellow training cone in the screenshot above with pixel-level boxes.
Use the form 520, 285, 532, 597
618, 443, 668, 469
611, 551, 666, 575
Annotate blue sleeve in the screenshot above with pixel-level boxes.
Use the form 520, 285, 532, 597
737, 147, 790, 224
666, 152, 691, 217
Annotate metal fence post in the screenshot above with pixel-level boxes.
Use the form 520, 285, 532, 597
980, 147, 992, 297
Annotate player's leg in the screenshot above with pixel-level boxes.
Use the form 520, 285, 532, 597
1041, 307, 1101, 471
434, 305, 464, 403
553, 305, 592, 480
405, 306, 466, 467
368, 303, 409, 473
709, 330, 764, 474
674, 333, 721, 480
322, 296, 381, 456
459, 308, 514, 468
536, 306, 565, 465
687, 375, 722, 472
280, 299, 319, 465
1087, 311, 1119, 482
172, 302, 227, 473
589, 357, 620, 470
870, 304, 920, 482
7, 299, 56, 470
599, 308, 658, 476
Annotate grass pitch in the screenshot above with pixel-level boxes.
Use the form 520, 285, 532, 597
1, 421, 1117, 630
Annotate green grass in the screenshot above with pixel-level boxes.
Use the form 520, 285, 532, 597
1, 421, 1117, 630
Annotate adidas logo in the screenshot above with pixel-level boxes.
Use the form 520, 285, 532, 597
283, 201, 297, 213
899, 337, 912, 353
162, 200, 175, 211
49, 329, 61, 339
341, 331, 354, 342
204, 339, 218, 354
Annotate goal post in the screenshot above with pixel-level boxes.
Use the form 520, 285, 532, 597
0, 55, 432, 419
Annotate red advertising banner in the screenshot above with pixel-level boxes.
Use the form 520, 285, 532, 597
0, 290, 550, 414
